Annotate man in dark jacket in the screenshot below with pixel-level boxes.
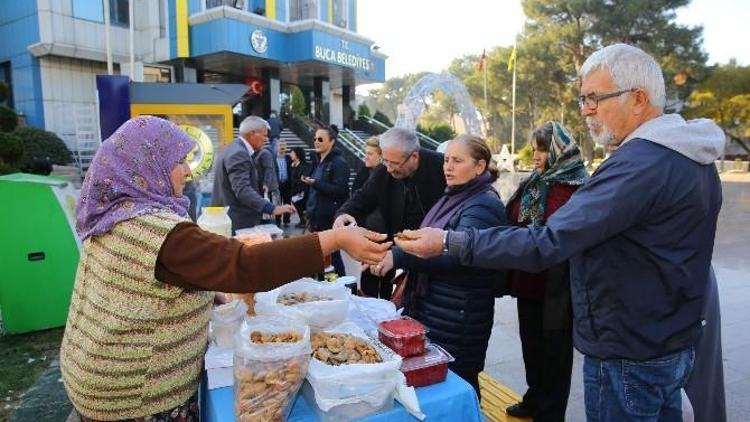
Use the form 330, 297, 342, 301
395, 44, 725, 421
334, 127, 445, 298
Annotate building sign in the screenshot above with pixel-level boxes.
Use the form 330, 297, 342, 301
314, 45, 372, 71
250, 29, 268, 54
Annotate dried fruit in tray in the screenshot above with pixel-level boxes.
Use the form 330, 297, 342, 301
277, 292, 334, 305
311, 332, 383, 366
250, 330, 302, 344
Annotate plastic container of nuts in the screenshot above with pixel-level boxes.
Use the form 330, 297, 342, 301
233, 316, 311, 422
377, 316, 428, 357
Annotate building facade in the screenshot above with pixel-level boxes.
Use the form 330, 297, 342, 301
0, 0, 385, 153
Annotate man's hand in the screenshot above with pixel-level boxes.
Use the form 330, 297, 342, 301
271, 204, 296, 216
333, 226, 391, 265
369, 250, 394, 277
393, 228, 445, 259
333, 213, 357, 229
301, 176, 315, 185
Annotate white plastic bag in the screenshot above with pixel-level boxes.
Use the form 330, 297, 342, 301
306, 322, 403, 411
347, 296, 401, 336
234, 316, 311, 421
254, 279, 351, 330
210, 299, 248, 349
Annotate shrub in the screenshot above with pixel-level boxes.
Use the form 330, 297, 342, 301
418, 122, 456, 142
15, 127, 73, 171
0, 105, 18, 132
0, 131, 23, 174
372, 110, 393, 127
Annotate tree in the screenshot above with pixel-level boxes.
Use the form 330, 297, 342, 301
516, 0, 708, 161
685, 62, 750, 139
288, 85, 306, 116
357, 104, 371, 118
366, 72, 429, 122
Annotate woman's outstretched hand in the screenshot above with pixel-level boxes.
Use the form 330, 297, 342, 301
319, 226, 391, 265
393, 228, 445, 259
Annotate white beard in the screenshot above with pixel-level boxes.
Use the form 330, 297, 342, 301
586, 117, 616, 146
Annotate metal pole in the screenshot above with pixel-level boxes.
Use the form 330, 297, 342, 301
483, 52, 488, 112
511, 41, 517, 155
103, 0, 113, 75
129, 0, 135, 79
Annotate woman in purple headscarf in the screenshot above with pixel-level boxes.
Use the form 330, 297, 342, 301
60, 116, 389, 421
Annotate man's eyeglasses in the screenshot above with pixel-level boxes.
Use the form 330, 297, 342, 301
578, 88, 636, 110
382, 153, 413, 169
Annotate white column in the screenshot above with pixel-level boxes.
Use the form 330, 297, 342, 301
270, 78, 281, 113
330, 88, 343, 129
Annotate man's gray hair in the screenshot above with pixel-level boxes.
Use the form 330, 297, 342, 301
379, 127, 419, 156
580, 43, 666, 109
239, 115, 269, 136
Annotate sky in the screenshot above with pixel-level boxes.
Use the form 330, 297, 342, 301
356, 0, 750, 93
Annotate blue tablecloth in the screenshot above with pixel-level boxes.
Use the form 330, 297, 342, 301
202, 371, 482, 421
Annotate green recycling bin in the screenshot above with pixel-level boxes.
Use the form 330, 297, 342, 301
0, 173, 80, 333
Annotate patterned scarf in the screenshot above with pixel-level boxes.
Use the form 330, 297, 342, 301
76, 116, 195, 240
517, 122, 588, 225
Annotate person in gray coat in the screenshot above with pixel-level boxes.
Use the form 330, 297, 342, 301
212, 116, 294, 233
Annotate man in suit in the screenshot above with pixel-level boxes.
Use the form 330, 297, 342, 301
212, 115, 294, 233
274, 140, 293, 227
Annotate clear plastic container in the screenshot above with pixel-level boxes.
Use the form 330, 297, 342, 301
198, 206, 232, 237
401, 343, 454, 387
377, 316, 428, 357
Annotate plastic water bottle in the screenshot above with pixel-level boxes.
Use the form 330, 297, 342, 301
198, 206, 232, 237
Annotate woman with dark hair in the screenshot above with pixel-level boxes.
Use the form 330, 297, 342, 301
505, 121, 588, 422
371, 134, 507, 396
289, 146, 312, 228
302, 125, 351, 275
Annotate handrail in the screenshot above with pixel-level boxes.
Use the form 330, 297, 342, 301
362, 115, 441, 149
343, 128, 366, 148
338, 131, 365, 160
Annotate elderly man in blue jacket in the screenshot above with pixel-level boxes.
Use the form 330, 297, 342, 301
395, 43, 725, 421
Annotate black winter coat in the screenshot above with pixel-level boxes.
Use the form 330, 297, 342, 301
336, 148, 445, 237
306, 148, 350, 230
393, 190, 507, 374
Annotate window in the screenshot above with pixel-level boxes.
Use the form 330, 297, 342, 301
109, 0, 130, 27
332, 0, 347, 28
206, 0, 245, 9
290, 0, 318, 21
0, 62, 12, 109
72, 0, 129, 26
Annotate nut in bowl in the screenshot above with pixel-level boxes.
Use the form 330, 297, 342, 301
311, 332, 383, 366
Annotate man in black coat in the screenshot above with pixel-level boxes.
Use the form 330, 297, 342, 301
334, 127, 445, 298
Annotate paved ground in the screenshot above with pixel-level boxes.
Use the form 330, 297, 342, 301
483, 173, 750, 421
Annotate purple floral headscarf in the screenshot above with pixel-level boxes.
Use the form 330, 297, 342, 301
76, 116, 195, 240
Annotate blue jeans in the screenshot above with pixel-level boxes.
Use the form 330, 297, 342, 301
583, 347, 694, 422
